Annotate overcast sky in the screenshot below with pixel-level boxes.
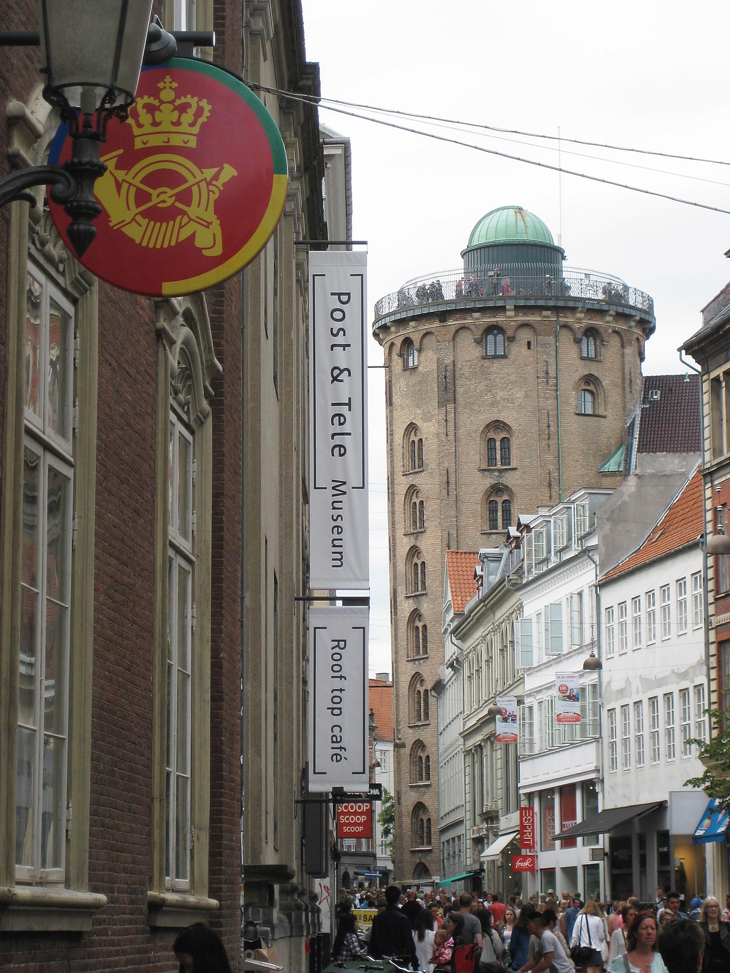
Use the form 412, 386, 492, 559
300, 0, 730, 676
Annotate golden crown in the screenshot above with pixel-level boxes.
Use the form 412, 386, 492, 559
127, 76, 211, 149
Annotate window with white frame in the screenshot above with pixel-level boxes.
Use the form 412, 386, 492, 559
692, 572, 703, 628
694, 684, 707, 743
580, 683, 601, 737
167, 410, 195, 889
649, 696, 660, 763
553, 516, 566, 552
516, 617, 533, 668
621, 704, 631, 770
534, 529, 546, 571
575, 502, 588, 537
519, 704, 535, 756
608, 709, 618, 772
676, 578, 688, 635
536, 611, 543, 658
618, 602, 628, 654
632, 596, 641, 649
680, 688, 691, 757
664, 693, 675, 761
660, 585, 671, 639
605, 606, 615, 658
634, 700, 645, 767
646, 590, 656, 643
17, 270, 74, 885
173, 0, 196, 29
545, 603, 563, 654
571, 592, 583, 646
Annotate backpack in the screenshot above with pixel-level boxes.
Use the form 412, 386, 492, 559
451, 942, 481, 973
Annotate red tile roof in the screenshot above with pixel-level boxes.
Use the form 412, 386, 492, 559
602, 467, 703, 581
369, 679, 393, 741
445, 551, 480, 613
636, 374, 701, 455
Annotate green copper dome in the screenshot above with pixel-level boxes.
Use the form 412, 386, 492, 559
467, 206, 555, 248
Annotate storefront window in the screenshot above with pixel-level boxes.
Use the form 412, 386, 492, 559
560, 785, 577, 849
541, 868, 556, 895
582, 780, 599, 847
583, 863, 601, 902
541, 790, 556, 851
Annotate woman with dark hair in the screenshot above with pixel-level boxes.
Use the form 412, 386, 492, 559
510, 904, 538, 971
475, 907, 504, 972
173, 923, 234, 973
444, 911, 466, 948
413, 907, 437, 973
608, 911, 668, 973
332, 911, 368, 964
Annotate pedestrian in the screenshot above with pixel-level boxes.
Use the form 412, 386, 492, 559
563, 896, 582, 942
570, 900, 605, 973
659, 891, 688, 922
403, 888, 423, 928
173, 923, 234, 973
414, 907, 437, 973
431, 927, 455, 970
510, 904, 538, 971
332, 911, 368, 964
609, 911, 668, 973
475, 907, 504, 972
502, 906, 517, 961
526, 910, 573, 973
369, 884, 419, 969
608, 903, 638, 966
658, 917, 704, 973
699, 897, 730, 972
459, 892, 484, 948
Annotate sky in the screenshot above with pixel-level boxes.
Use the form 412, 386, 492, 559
299, 0, 730, 677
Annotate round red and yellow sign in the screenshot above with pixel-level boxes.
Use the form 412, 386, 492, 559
48, 58, 288, 296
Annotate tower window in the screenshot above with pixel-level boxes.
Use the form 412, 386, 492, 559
403, 338, 419, 370
502, 499, 512, 529
578, 389, 596, 415
500, 437, 511, 467
580, 331, 597, 360
489, 499, 499, 531
487, 438, 497, 467
484, 328, 506, 358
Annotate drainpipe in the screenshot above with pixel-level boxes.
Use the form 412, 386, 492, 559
556, 310, 563, 502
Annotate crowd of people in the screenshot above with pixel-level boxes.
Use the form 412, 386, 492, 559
331, 885, 730, 973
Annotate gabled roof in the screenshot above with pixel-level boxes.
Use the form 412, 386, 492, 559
369, 679, 393, 742
636, 374, 701, 455
445, 550, 479, 613
601, 467, 703, 581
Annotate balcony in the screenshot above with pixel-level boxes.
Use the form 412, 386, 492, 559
373, 266, 655, 332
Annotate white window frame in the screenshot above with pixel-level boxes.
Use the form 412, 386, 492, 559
575, 502, 588, 537
646, 590, 656, 643
634, 700, 645, 768
608, 708, 618, 772
571, 591, 583, 647
631, 595, 641, 649
676, 578, 688, 635
553, 516, 566, 553
664, 692, 676, 761
621, 704, 631, 771
692, 572, 703, 628
618, 602, 628, 654
534, 529, 546, 572
694, 684, 707, 743
650, 696, 660, 764
660, 584, 671, 640
680, 688, 691, 757
545, 603, 563, 654
605, 606, 615, 658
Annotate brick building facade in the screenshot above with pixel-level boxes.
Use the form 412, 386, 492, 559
0, 1, 326, 969
372, 206, 655, 882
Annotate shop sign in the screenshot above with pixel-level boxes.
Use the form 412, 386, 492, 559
337, 801, 372, 839
556, 672, 581, 723
512, 854, 536, 872
520, 806, 536, 851
48, 58, 287, 295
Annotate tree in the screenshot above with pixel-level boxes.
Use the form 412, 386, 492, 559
378, 788, 395, 856
685, 700, 730, 809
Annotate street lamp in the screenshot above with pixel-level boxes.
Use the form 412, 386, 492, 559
0, 0, 154, 255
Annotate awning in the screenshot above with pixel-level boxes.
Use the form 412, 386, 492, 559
481, 830, 519, 860
554, 802, 664, 839
439, 870, 480, 886
693, 799, 730, 845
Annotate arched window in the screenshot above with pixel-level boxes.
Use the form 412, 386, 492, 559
413, 861, 432, 880
404, 486, 425, 533
500, 437, 511, 467
403, 338, 419, 370
403, 423, 424, 473
502, 499, 512, 528
410, 741, 431, 783
406, 547, 426, 594
411, 501, 418, 531
411, 802, 431, 848
418, 500, 425, 529
484, 327, 506, 358
489, 499, 499, 531
578, 388, 596, 415
425, 755, 431, 779
580, 330, 597, 360
407, 610, 428, 659
409, 673, 430, 724
487, 438, 497, 467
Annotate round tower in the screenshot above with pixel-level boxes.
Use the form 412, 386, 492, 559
373, 205, 654, 884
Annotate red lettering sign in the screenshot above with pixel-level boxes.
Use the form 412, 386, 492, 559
512, 854, 536, 872
560, 785, 577, 849
337, 801, 373, 839
520, 806, 536, 851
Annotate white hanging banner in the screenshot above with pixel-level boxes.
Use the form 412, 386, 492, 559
556, 672, 581, 724
309, 251, 369, 589
308, 606, 369, 792
495, 696, 519, 743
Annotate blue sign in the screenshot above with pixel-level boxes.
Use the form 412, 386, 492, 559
693, 798, 730, 844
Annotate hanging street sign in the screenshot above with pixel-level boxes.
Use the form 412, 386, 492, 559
48, 58, 287, 296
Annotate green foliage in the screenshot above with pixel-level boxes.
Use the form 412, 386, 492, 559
685, 701, 730, 810
378, 788, 395, 855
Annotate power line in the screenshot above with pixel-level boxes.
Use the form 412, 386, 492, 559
249, 82, 730, 216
